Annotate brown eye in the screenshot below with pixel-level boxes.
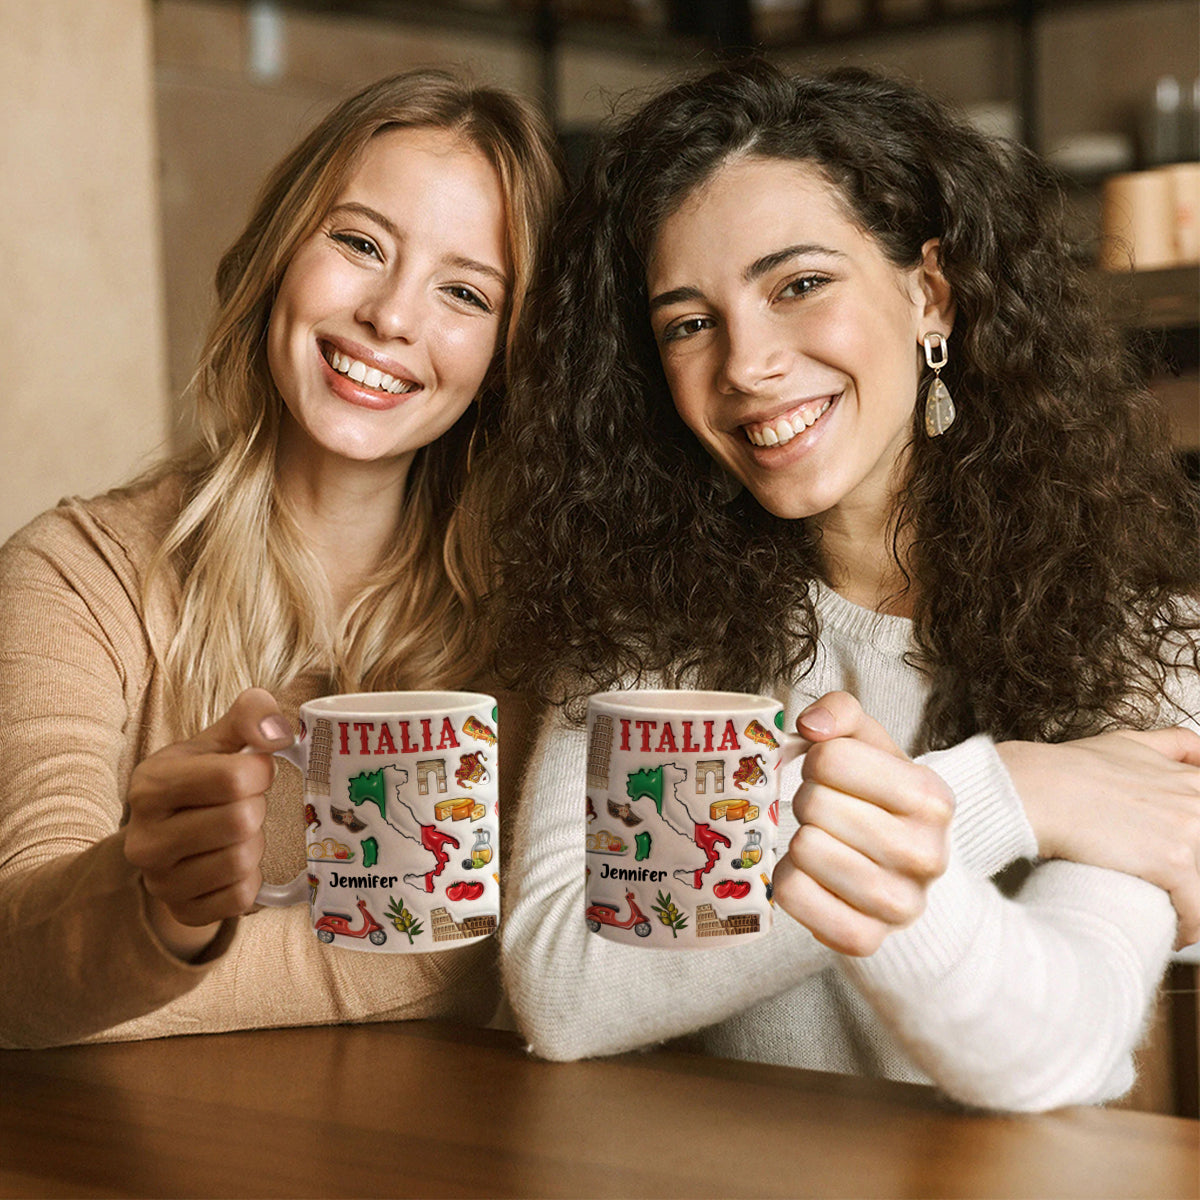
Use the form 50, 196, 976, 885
331, 232, 381, 259
444, 284, 492, 313
778, 275, 827, 300
662, 316, 714, 344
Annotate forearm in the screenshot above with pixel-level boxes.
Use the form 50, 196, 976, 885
0, 834, 234, 1048
501, 713, 834, 1061
843, 853, 1174, 1111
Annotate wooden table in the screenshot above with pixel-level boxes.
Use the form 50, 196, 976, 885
1, 1021, 1196, 1199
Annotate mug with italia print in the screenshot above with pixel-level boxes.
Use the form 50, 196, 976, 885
583, 690, 801, 949
257, 691, 499, 953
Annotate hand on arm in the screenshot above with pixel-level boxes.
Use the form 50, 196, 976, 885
997, 727, 1200, 948
123, 688, 294, 960
773, 692, 954, 956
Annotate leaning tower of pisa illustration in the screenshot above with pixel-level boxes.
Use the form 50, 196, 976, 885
586, 715, 614, 789
307, 719, 333, 796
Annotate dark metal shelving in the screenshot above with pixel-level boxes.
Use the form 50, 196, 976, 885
187, 0, 1191, 150
1108, 265, 1200, 333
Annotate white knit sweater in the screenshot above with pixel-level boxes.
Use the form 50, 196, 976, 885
500, 582, 1192, 1112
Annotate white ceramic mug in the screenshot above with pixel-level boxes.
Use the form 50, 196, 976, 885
583, 690, 801, 950
257, 691, 500, 953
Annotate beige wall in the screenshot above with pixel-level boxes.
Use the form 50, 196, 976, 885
0, 0, 169, 541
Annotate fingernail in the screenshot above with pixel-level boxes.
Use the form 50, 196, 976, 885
259, 715, 293, 745
798, 705, 835, 736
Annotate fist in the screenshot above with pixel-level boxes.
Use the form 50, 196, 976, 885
125, 688, 293, 937
772, 692, 954, 956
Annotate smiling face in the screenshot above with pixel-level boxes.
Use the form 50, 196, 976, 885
267, 124, 509, 480
647, 155, 951, 528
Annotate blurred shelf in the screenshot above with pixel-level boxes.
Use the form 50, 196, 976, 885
1101, 264, 1200, 331
210, 0, 1193, 54
187, 0, 1195, 146
1098, 266, 1200, 455
1152, 370, 1199, 452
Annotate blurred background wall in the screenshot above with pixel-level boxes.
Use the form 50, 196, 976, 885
2, 0, 1197, 538
1, 0, 169, 539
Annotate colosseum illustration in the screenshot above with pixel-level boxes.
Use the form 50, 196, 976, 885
430, 907, 498, 943
695, 903, 760, 938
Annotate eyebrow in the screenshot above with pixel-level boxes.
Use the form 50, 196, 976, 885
328, 201, 510, 289
744, 243, 844, 282
649, 243, 844, 313
648, 285, 704, 313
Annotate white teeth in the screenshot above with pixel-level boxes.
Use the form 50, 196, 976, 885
327, 349, 414, 395
744, 398, 833, 447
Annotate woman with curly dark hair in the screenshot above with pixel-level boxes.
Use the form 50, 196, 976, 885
490, 60, 1200, 1111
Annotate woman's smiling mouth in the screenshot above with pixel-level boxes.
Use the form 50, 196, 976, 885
742, 395, 837, 447
322, 344, 420, 396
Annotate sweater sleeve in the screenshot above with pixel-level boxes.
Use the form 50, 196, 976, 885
841, 852, 1174, 1111
499, 706, 836, 1061
0, 504, 235, 1047
774, 719, 1177, 1111
921, 735, 1038, 875
840, 674, 1200, 1113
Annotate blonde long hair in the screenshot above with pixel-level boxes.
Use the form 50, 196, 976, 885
147, 70, 563, 733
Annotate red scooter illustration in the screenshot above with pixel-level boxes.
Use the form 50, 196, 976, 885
314, 897, 387, 945
585, 890, 652, 938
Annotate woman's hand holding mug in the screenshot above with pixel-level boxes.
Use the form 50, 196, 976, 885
124, 687, 293, 960
126, 687, 503, 960
773, 692, 955, 957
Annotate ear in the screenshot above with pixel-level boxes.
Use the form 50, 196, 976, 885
915, 238, 955, 337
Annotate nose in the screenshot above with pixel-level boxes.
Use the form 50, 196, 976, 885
355, 272, 425, 344
717, 311, 788, 396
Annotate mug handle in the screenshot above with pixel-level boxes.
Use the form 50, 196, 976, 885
779, 730, 806, 766
255, 742, 311, 907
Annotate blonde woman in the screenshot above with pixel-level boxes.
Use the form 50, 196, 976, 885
0, 69, 562, 1048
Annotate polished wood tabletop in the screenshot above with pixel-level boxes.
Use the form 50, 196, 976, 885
0, 1020, 1196, 1199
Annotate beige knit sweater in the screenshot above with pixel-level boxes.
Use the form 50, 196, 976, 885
0, 475, 531, 1048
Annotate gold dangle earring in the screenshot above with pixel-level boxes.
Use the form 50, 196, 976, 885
922, 331, 955, 437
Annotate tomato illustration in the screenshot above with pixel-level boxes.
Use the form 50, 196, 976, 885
446, 881, 485, 902
712, 879, 751, 900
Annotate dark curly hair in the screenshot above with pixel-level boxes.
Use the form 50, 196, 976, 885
487, 59, 1199, 747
